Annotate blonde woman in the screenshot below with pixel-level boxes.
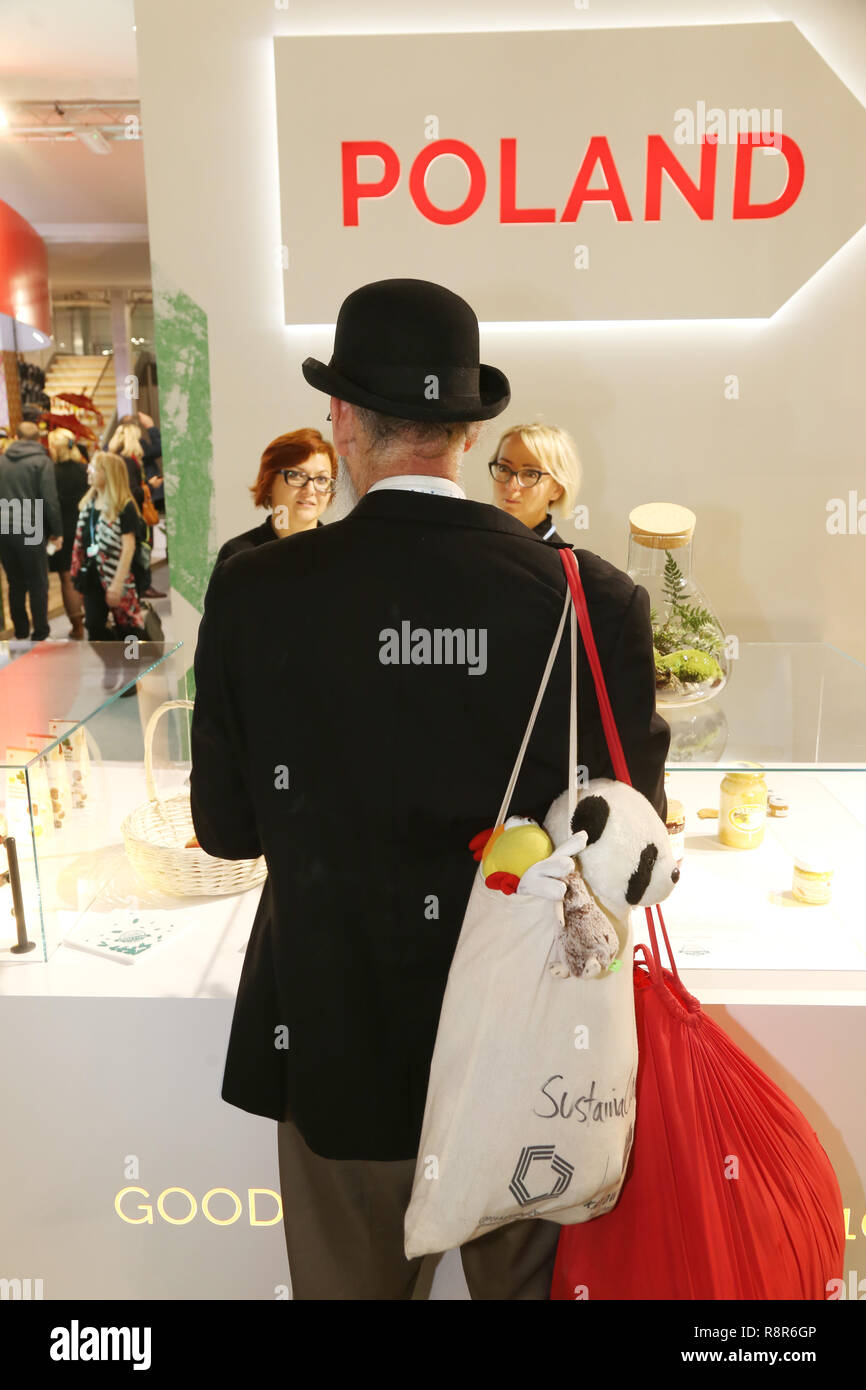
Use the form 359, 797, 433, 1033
488, 423, 581, 544
47, 428, 89, 639
109, 413, 165, 597
70, 452, 146, 640
108, 417, 145, 510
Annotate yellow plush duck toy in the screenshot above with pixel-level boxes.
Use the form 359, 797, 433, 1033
468, 816, 554, 895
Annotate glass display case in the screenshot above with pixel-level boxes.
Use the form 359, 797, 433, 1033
0, 639, 188, 962
1, 636, 864, 990
648, 639, 866, 991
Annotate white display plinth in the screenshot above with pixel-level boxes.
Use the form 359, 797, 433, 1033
3, 763, 865, 1300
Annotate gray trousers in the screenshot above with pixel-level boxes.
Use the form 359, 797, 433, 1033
277, 1119, 561, 1300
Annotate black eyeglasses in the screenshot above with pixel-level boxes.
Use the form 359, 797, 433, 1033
489, 460, 551, 489
279, 468, 337, 495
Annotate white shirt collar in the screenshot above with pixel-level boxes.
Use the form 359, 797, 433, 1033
366, 474, 466, 500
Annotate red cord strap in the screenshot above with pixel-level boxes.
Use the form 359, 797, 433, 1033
559, 548, 631, 786
559, 549, 682, 974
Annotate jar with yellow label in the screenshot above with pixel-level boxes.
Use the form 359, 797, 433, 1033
792, 849, 834, 905
719, 768, 767, 849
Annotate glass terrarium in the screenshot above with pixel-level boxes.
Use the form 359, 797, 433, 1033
627, 502, 729, 708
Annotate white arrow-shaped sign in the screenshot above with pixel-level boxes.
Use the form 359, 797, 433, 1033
274, 22, 866, 320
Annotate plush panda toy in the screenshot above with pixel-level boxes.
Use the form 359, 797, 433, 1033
519, 777, 680, 980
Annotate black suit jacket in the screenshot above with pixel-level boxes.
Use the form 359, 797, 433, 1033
190, 490, 669, 1160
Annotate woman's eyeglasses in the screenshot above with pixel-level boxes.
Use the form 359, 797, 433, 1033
279, 468, 337, 495
488, 460, 550, 489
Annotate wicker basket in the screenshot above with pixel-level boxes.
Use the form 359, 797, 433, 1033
121, 699, 267, 897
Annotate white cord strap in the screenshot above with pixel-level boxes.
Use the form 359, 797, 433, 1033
494, 584, 577, 828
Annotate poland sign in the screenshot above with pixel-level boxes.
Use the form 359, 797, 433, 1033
273, 23, 866, 322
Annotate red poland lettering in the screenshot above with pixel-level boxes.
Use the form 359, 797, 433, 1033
341, 140, 400, 225
341, 134, 805, 225
732, 132, 805, 218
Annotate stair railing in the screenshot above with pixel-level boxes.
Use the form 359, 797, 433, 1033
89, 351, 113, 399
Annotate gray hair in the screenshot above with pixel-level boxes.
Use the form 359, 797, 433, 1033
353, 406, 482, 461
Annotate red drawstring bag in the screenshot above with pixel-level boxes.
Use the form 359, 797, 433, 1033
550, 550, 846, 1300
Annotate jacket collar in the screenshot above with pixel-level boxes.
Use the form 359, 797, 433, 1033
532, 512, 564, 543
348, 487, 568, 546
3, 440, 47, 462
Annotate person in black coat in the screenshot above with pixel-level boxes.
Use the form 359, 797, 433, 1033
47, 429, 89, 638
489, 421, 581, 545
109, 417, 167, 597
216, 428, 337, 566
0, 422, 63, 639
189, 278, 670, 1300
137, 413, 164, 510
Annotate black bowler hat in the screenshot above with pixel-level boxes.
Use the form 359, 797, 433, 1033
302, 278, 510, 423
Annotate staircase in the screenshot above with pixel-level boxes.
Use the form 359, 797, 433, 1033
45, 354, 117, 436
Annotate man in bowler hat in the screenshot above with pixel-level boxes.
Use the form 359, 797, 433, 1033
190, 278, 669, 1299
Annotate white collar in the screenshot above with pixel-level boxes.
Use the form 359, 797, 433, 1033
366, 474, 466, 500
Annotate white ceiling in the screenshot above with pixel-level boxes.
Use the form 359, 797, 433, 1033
0, 0, 149, 291
0, 0, 138, 95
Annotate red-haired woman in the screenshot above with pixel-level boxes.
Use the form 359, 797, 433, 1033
216, 429, 337, 565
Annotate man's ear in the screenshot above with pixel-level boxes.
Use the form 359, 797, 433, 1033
464, 421, 484, 453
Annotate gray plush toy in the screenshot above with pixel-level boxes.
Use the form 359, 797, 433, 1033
558, 870, 621, 979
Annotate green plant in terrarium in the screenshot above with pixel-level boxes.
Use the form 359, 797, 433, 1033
649, 551, 724, 689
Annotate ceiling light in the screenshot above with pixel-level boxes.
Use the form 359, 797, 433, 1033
75, 128, 111, 155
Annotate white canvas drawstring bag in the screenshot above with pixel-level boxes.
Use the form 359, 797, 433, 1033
404, 582, 638, 1258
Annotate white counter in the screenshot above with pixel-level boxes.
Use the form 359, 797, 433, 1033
2, 764, 866, 1006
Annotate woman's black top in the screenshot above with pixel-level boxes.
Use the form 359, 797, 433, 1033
50, 458, 90, 572
532, 512, 568, 546
122, 454, 144, 510
216, 515, 323, 566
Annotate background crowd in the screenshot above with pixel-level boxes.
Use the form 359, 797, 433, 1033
0, 410, 164, 642
0, 409, 581, 643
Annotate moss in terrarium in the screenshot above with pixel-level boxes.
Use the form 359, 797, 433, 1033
656, 648, 723, 681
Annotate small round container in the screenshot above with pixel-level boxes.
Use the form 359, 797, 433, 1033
792, 849, 835, 905
767, 792, 789, 818
665, 798, 685, 865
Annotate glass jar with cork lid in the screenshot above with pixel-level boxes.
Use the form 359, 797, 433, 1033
627, 502, 729, 708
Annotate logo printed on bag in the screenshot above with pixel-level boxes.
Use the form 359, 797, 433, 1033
509, 1145, 574, 1207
